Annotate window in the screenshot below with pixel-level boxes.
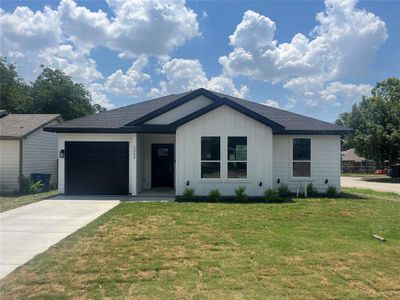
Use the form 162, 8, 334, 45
292, 138, 311, 177
201, 137, 220, 178
228, 137, 247, 178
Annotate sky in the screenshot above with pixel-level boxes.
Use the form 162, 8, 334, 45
1, 0, 399, 122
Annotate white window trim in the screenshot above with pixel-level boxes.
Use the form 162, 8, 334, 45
227, 136, 248, 180
200, 136, 221, 180
290, 137, 312, 180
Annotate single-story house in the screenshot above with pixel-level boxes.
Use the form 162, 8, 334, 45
341, 148, 374, 173
0, 113, 62, 193
44, 88, 351, 196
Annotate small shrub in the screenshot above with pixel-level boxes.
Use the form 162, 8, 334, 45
234, 186, 248, 202
306, 183, 318, 197
183, 187, 195, 200
326, 186, 337, 198
19, 175, 43, 195
264, 188, 280, 202
208, 189, 221, 202
277, 183, 290, 197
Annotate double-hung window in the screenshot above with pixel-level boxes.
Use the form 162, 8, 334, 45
227, 137, 247, 178
201, 137, 220, 178
292, 138, 311, 177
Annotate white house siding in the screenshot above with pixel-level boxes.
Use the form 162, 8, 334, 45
145, 95, 213, 125
176, 105, 273, 196
22, 127, 58, 185
57, 133, 137, 194
140, 134, 175, 190
272, 135, 341, 193
0, 140, 20, 193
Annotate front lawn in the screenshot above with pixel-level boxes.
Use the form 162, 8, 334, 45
1, 188, 399, 299
0, 190, 58, 212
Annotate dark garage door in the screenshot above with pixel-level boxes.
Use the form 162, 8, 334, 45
65, 142, 129, 195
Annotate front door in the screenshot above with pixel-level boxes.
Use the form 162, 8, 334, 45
151, 144, 174, 188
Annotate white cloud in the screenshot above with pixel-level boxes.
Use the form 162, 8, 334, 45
59, 0, 199, 57
218, 0, 386, 110
104, 56, 151, 96
152, 58, 248, 98
0, 6, 61, 55
262, 99, 280, 108
88, 83, 114, 109
0, 0, 200, 108
220, 0, 387, 82
38, 45, 103, 83
284, 77, 371, 109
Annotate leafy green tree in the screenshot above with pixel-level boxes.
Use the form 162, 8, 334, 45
0, 58, 106, 120
0, 57, 32, 113
336, 78, 400, 166
32, 66, 99, 120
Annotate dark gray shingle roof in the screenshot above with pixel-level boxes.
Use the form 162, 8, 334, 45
47, 89, 350, 134
52, 92, 190, 129
0, 114, 61, 139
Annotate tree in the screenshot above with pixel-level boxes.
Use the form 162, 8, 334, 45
336, 78, 400, 167
0, 58, 106, 120
0, 57, 32, 113
32, 67, 99, 120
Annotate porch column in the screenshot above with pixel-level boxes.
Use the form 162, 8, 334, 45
130, 133, 137, 195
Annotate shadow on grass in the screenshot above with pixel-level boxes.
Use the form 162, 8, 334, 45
176, 192, 370, 204
362, 177, 400, 184
337, 192, 367, 200
176, 195, 296, 204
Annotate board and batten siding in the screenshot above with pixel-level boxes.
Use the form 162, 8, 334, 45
176, 105, 273, 196
22, 126, 58, 184
145, 95, 213, 125
57, 133, 137, 194
272, 135, 341, 192
0, 140, 20, 193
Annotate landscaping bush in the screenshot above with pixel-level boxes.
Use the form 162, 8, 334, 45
208, 189, 221, 202
19, 175, 43, 195
234, 186, 248, 202
326, 186, 337, 198
264, 188, 280, 202
183, 187, 195, 201
277, 183, 290, 197
306, 183, 318, 197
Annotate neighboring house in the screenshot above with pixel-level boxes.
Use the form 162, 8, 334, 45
45, 88, 351, 196
341, 148, 375, 173
0, 114, 62, 193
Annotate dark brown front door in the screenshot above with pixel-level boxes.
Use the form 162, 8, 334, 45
151, 144, 174, 188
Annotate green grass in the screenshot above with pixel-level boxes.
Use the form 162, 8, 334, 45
0, 190, 58, 212
341, 173, 384, 177
1, 188, 399, 299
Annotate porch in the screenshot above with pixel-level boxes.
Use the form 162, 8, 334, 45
135, 133, 176, 195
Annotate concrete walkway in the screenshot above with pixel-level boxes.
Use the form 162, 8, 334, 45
341, 176, 400, 194
0, 196, 120, 279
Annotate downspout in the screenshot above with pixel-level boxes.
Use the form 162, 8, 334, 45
19, 138, 23, 186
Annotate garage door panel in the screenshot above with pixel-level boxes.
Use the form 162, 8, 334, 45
65, 142, 129, 195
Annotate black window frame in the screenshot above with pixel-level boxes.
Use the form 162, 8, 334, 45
292, 138, 311, 178
227, 136, 247, 179
201, 136, 221, 179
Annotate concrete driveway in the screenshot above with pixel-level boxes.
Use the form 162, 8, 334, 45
0, 196, 121, 279
341, 176, 400, 194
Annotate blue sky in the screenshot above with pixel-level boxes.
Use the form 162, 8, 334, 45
1, 0, 399, 122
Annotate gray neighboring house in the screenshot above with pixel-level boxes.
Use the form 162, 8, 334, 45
0, 113, 62, 193
45, 88, 352, 196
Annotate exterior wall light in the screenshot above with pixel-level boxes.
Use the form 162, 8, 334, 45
59, 149, 65, 158
277, 178, 280, 184
186, 180, 190, 186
